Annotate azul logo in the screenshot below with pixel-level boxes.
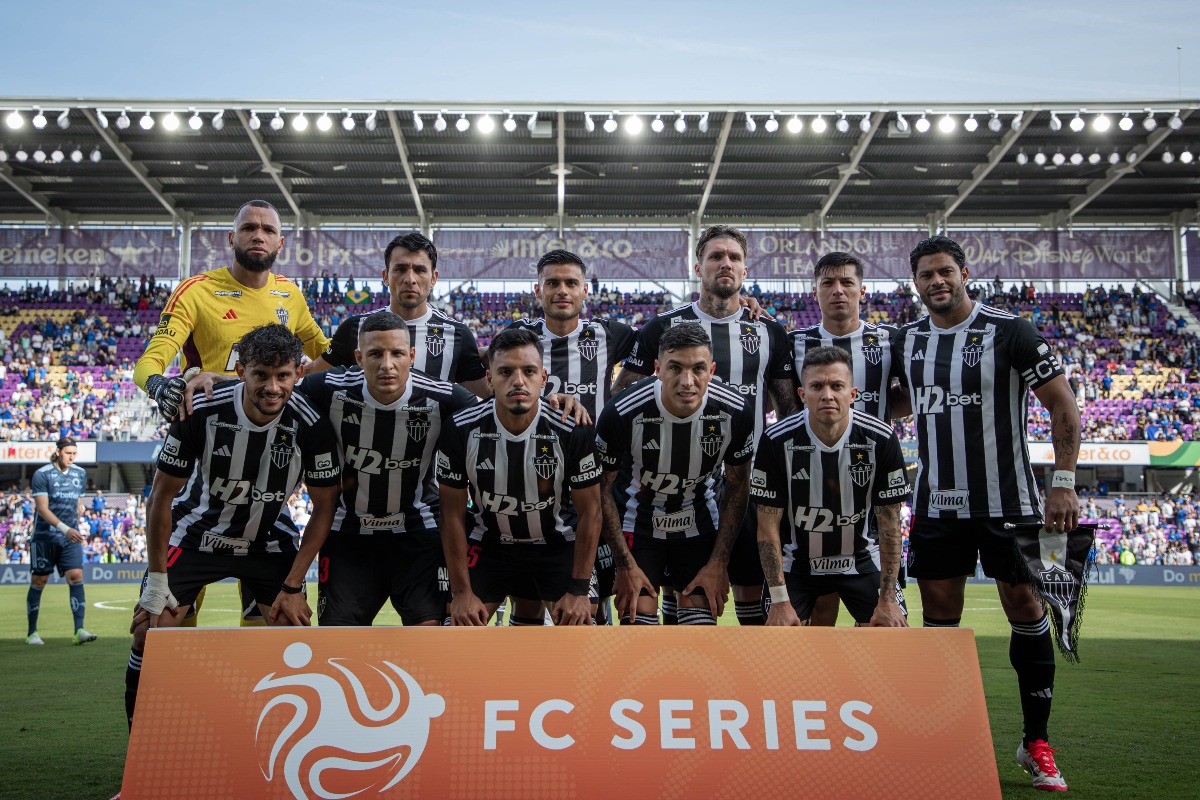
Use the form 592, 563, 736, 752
912, 386, 982, 415
254, 642, 445, 800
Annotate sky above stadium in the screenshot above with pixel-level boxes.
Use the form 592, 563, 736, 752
5, 1, 1199, 103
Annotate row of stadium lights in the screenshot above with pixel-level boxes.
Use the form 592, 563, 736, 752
1014, 148, 1196, 166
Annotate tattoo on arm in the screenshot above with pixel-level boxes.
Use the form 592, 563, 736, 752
770, 378, 799, 417
756, 505, 785, 586
876, 503, 903, 590
599, 471, 634, 568
712, 464, 750, 563
1051, 411, 1078, 461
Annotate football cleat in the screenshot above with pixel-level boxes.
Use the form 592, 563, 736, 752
73, 628, 98, 645
1017, 739, 1068, 792
26, 632, 45, 646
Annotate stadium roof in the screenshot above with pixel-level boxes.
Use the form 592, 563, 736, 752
1, 98, 1198, 232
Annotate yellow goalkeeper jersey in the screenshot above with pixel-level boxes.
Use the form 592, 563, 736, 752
134, 267, 330, 391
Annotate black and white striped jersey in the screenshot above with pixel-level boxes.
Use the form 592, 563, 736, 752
751, 409, 909, 576
155, 381, 341, 555
892, 303, 1063, 520
506, 317, 636, 420
437, 400, 601, 544
790, 321, 898, 421
595, 376, 757, 540
622, 303, 793, 441
299, 368, 478, 536
323, 306, 486, 384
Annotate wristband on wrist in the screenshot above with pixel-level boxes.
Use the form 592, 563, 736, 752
567, 578, 590, 597
56, 521, 71, 534
279, 582, 304, 594
1051, 470, 1076, 490
768, 584, 790, 605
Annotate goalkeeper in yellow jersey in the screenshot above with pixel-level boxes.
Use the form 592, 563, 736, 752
133, 199, 330, 626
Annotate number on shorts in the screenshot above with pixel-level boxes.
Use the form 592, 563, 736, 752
466, 545, 481, 568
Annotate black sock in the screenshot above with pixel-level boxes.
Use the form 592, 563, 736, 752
509, 614, 545, 626
660, 595, 677, 625
677, 606, 717, 625
1010, 614, 1055, 745
734, 600, 765, 626
26, 585, 43, 636
633, 613, 660, 625
922, 616, 962, 628
125, 647, 144, 730
69, 582, 86, 631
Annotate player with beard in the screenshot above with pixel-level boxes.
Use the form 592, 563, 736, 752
134, 199, 330, 626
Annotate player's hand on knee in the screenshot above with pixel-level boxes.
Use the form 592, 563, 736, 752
869, 601, 908, 628
683, 561, 730, 617
138, 571, 179, 627
269, 593, 313, 626
155, 604, 191, 628
766, 602, 802, 626
614, 564, 654, 623
130, 606, 151, 637
552, 593, 591, 626
450, 592, 488, 626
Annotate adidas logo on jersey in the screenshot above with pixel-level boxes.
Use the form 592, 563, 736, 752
223, 309, 238, 320
344, 413, 360, 426
910, 350, 925, 361
214, 445, 232, 457
644, 440, 660, 450
791, 468, 810, 480
476, 457, 494, 471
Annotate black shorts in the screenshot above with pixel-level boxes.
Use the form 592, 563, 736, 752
907, 516, 1039, 583
630, 533, 713, 595
154, 546, 296, 611
30, 535, 82, 577
782, 571, 904, 624
469, 537, 575, 604
728, 507, 764, 586
591, 541, 615, 601
317, 530, 448, 626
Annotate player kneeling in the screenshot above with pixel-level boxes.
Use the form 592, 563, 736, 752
124, 324, 341, 727
753, 346, 909, 627
437, 328, 602, 626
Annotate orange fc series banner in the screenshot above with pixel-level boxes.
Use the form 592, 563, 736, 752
123, 627, 1000, 800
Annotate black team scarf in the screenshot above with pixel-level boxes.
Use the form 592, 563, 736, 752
1014, 523, 1098, 663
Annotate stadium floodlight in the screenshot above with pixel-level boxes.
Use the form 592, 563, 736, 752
188, 111, 203, 130
344, 111, 358, 131
96, 109, 108, 129
410, 112, 421, 132
139, 111, 155, 130
526, 112, 537, 132
316, 113, 333, 132
859, 114, 871, 133
1143, 113, 1157, 131
1108, 150, 1120, 164
895, 113, 909, 133
51, 147, 64, 163
1069, 113, 1085, 132
834, 114, 849, 133
698, 113, 709, 133
938, 114, 956, 133
1180, 150, 1194, 164
434, 113, 447, 132
70, 147, 83, 163
269, 112, 284, 131
455, 114, 470, 132
988, 112, 1002, 132
1052, 151, 1066, 166
744, 114, 756, 133
1126, 149, 1138, 163
1048, 113, 1062, 131
651, 114, 665, 133
161, 112, 180, 131
477, 114, 495, 134
765, 114, 779, 133
1034, 151, 1047, 166
32, 109, 47, 129
603, 114, 617, 133
584, 113, 595, 133
675, 113, 687, 133
625, 114, 644, 135
365, 111, 378, 131
1015, 150, 1028, 165
1069, 151, 1083, 165
211, 111, 225, 131
1118, 113, 1133, 131
248, 111, 261, 130
292, 112, 309, 131
914, 114, 930, 133
5, 110, 24, 129
33, 148, 46, 163
56, 110, 70, 129
811, 115, 828, 133
504, 113, 517, 132
964, 114, 978, 132
90, 147, 102, 163
1162, 149, 1174, 164
116, 110, 131, 130
787, 114, 803, 133
0, 148, 7, 162
1092, 114, 1111, 132
1010, 112, 1024, 130
1088, 151, 1102, 165
15, 148, 27, 162
1168, 112, 1184, 131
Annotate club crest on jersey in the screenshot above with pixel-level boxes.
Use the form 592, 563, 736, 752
407, 411, 431, 442
271, 431, 294, 469
578, 329, 599, 362
426, 326, 445, 357
848, 452, 873, 487
700, 423, 723, 457
961, 334, 984, 368
534, 444, 558, 480
862, 336, 883, 366
275, 305, 289, 327
740, 325, 760, 355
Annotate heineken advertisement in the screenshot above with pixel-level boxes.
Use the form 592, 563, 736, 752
0, 227, 181, 278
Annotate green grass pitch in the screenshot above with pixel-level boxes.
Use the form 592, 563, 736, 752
1, 583, 1196, 799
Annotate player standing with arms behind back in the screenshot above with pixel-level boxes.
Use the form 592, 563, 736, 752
891, 235, 1080, 792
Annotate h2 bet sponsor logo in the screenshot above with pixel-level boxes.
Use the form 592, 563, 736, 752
912, 386, 982, 415
210, 477, 287, 506
792, 506, 865, 533
344, 445, 423, 476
